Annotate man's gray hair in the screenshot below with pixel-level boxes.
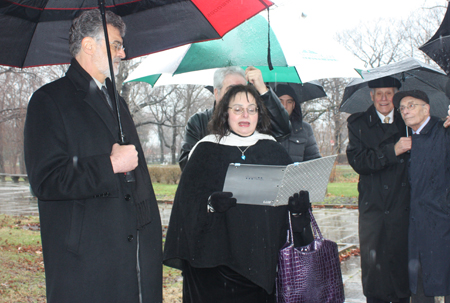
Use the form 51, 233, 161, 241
213, 67, 246, 94
69, 10, 126, 57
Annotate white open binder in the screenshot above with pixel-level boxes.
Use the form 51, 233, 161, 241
222, 155, 337, 206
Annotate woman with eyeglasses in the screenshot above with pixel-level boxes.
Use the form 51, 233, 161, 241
163, 84, 312, 303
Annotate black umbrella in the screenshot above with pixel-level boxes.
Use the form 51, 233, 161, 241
419, 4, 450, 74
268, 81, 327, 103
339, 58, 450, 118
0, 0, 273, 68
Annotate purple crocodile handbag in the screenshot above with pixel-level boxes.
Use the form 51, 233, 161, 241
276, 210, 345, 303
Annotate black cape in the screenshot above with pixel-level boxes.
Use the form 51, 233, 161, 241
164, 138, 293, 293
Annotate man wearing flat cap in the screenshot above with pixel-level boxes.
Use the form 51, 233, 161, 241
394, 90, 450, 303
347, 76, 411, 303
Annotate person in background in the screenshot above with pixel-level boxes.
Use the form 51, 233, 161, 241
164, 84, 311, 303
274, 83, 321, 162
24, 10, 162, 303
394, 90, 450, 303
178, 66, 291, 170
346, 76, 411, 303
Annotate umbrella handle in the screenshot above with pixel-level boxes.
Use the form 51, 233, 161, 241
99, 1, 135, 183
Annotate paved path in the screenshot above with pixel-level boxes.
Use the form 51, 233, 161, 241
0, 182, 365, 302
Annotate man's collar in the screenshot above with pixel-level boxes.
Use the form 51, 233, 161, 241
375, 109, 394, 124
93, 77, 105, 90
413, 116, 431, 134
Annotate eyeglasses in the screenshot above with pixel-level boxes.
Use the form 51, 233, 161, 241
397, 103, 426, 113
110, 42, 125, 52
228, 105, 258, 115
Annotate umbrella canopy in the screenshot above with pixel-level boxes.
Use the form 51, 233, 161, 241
0, 0, 273, 68
339, 58, 450, 118
268, 81, 327, 104
419, 4, 450, 74
125, 14, 362, 85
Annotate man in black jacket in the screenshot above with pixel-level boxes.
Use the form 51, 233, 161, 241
24, 10, 162, 302
178, 66, 291, 170
274, 84, 321, 162
346, 76, 411, 303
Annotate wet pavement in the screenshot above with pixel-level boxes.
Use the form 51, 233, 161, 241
0, 181, 365, 302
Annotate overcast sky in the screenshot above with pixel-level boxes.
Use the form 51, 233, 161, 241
268, 0, 444, 40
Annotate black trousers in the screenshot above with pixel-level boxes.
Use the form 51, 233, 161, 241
182, 263, 275, 303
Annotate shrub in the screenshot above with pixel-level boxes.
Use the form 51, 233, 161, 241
148, 165, 181, 184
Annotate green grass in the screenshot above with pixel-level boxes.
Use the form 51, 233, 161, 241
327, 182, 358, 198
152, 183, 178, 200
0, 215, 46, 302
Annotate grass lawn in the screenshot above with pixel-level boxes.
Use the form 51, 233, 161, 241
0, 215, 46, 302
327, 182, 358, 198
152, 183, 178, 200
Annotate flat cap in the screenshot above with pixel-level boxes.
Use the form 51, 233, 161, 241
393, 89, 430, 108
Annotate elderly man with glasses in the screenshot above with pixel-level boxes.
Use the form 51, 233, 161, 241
346, 76, 411, 303
394, 90, 450, 303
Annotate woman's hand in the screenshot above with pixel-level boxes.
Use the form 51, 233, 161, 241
208, 192, 237, 213
288, 190, 311, 215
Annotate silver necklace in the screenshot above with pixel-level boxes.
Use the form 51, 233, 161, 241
237, 146, 251, 160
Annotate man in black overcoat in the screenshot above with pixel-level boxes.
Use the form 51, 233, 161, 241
394, 90, 450, 303
346, 77, 411, 303
24, 10, 162, 303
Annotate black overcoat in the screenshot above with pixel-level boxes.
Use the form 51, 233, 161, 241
164, 137, 293, 294
24, 59, 162, 303
408, 116, 450, 296
346, 105, 410, 301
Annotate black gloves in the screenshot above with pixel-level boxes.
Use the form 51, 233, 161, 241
288, 190, 311, 215
208, 192, 237, 213
288, 190, 312, 234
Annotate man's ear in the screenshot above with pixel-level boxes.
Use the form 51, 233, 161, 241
424, 104, 431, 115
81, 37, 96, 55
214, 88, 220, 102
369, 90, 374, 102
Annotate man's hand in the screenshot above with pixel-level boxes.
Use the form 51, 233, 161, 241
245, 66, 268, 95
444, 116, 450, 128
110, 143, 138, 173
394, 137, 412, 156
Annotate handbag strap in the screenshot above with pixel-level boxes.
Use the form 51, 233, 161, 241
309, 209, 323, 239
287, 209, 323, 244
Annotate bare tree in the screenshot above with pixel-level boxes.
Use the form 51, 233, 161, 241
336, 18, 404, 68
0, 65, 66, 174
130, 84, 212, 164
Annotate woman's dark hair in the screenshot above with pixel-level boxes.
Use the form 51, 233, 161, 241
208, 84, 272, 140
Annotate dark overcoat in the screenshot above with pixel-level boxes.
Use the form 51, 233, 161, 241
408, 116, 450, 296
24, 59, 162, 303
346, 105, 410, 301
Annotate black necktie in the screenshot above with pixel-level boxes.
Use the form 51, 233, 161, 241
101, 86, 113, 109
